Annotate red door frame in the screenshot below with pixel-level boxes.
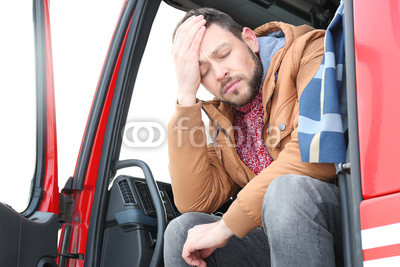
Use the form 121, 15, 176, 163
57, 1, 134, 265
37, 0, 59, 215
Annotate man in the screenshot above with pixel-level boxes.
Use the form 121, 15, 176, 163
165, 7, 343, 267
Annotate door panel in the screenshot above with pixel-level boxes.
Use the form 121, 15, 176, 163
0, 0, 59, 266
360, 193, 400, 264
353, 0, 400, 199
0, 204, 58, 267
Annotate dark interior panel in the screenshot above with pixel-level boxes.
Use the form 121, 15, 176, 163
100, 175, 180, 267
100, 174, 237, 266
0, 204, 58, 267
163, 0, 339, 29
100, 226, 155, 267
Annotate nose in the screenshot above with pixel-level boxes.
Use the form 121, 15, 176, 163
213, 63, 229, 81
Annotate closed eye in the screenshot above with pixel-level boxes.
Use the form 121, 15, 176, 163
200, 66, 209, 78
219, 50, 230, 59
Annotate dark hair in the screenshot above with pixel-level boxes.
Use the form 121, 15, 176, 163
172, 7, 244, 42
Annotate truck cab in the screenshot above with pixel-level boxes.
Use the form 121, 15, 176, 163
0, 0, 399, 266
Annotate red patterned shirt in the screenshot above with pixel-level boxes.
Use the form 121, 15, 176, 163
233, 88, 274, 175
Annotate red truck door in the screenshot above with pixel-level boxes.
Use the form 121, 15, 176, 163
340, 0, 400, 266
354, 0, 400, 265
57, 0, 164, 266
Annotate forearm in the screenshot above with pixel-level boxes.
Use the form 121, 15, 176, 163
168, 101, 236, 213
168, 121, 215, 212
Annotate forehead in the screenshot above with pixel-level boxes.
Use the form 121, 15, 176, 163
200, 23, 241, 53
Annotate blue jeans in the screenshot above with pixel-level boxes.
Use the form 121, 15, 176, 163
164, 174, 343, 266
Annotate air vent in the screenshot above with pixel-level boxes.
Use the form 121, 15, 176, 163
118, 179, 136, 205
135, 182, 155, 216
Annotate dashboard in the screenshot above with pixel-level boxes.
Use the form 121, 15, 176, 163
100, 175, 180, 267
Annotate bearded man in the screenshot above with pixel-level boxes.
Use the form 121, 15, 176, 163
164, 7, 343, 267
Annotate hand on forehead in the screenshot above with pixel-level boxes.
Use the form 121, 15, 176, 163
173, 15, 206, 45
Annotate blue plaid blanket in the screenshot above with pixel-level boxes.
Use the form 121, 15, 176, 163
298, 2, 347, 163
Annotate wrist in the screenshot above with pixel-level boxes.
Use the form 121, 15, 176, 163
177, 92, 197, 107
218, 219, 234, 238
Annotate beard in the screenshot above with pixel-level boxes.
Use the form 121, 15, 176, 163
218, 46, 263, 108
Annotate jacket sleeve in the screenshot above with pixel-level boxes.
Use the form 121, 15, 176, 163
168, 100, 240, 214
222, 30, 336, 238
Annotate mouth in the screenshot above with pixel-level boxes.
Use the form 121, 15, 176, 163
224, 79, 241, 94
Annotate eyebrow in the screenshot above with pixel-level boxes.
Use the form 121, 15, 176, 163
199, 42, 230, 66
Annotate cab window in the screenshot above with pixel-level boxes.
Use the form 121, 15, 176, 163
117, 2, 213, 183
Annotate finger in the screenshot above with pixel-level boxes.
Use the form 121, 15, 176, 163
174, 15, 204, 49
182, 240, 192, 260
188, 251, 206, 267
182, 250, 201, 266
199, 259, 208, 267
174, 15, 201, 45
180, 19, 206, 50
193, 252, 207, 267
182, 240, 201, 261
173, 15, 196, 44
189, 25, 206, 53
200, 247, 215, 259
187, 258, 202, 267
173, 16, 198, 56
183, 240, 208, 266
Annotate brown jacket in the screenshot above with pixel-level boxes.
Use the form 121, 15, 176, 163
168, 22, 336, 238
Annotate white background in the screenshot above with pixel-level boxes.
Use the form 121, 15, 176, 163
0, 0, 212, 212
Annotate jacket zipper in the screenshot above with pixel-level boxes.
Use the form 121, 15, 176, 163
261, 71, 279, 161
212, 123, 220, 146
262, 109, 274, 161
203, 107, 250, 183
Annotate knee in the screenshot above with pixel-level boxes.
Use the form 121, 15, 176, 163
263, 174, 307, 208
262, 174, 315, 229
164, 212, 202, 261
164, 212, 198, 244
164, 212, 217, 244
164, 212, 207, 264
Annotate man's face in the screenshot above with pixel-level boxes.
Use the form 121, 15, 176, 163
198, 23, 262, 107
